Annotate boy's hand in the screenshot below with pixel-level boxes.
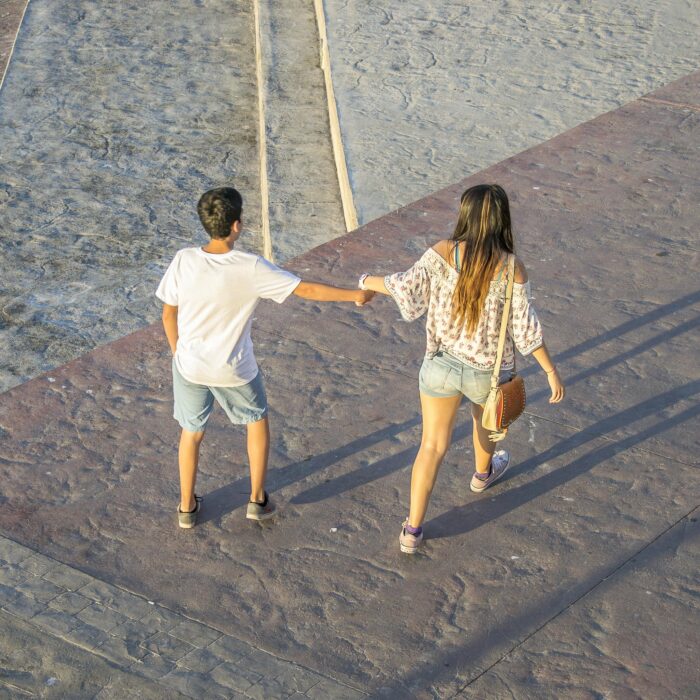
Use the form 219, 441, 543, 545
355, 290, 376, 306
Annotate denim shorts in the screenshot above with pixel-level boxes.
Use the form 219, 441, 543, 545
172, 359, 268, 432
419, 351, 506, 405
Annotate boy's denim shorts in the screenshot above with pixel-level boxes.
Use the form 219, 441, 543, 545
172, 359, 268, 432
419, 351, 507, 405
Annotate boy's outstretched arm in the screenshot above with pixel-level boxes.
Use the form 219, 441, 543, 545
293, 281, 374, 305
162, 303, 179, 353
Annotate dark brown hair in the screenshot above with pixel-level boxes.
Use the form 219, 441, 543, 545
197, 187, 243, 239
451, 184, 514, 333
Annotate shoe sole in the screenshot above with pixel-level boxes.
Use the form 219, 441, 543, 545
178, 520, 196, 529
470, 454, 511, 493
246, 510, 276, 521
400, 542, 419, 554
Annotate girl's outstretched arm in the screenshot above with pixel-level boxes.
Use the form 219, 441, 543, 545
359, 275, 390, 295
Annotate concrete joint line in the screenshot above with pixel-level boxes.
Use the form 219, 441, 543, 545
0, 533, 365, 697
455, 503, 700, 697
640, 96, 700, 114
313, 0, 359, 232
252, 0, 274, 261
522, 409, 697, 467
0, 0, 31, 93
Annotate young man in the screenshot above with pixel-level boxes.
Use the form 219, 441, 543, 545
156, 187, 373, 528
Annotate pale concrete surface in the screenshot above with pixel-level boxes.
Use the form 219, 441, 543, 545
0, 0, 262, 392
0, 0, 27, 81
258, 0, 347, 262
1, 76, 698, 697
321, 0, 700, 224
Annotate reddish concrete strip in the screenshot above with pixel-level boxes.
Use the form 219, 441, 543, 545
1, 72, 699, 696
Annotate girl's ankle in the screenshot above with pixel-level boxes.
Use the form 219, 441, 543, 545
405, 523, 422, 536
474, 463, 493, 480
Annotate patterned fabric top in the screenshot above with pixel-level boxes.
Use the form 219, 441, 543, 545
384, 248, 544, 371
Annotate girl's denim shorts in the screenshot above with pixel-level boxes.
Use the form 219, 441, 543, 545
172, 359, 268, 432
419, 351, 507, 405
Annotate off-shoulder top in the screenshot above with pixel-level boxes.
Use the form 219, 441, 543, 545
384, 248, 543, 371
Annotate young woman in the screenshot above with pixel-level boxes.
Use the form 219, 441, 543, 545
359, 184, 565, 553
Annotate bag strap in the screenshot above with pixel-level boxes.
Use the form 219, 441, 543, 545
490, 254, 515, 389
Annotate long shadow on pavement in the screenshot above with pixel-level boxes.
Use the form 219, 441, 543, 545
427, 382, 700, 540
381, 510, 700, 698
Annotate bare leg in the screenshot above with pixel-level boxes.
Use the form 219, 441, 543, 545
407, 393, 462, 528
470, 403, 497, 474
179, 428, 205, 512
247, 415, 270, 503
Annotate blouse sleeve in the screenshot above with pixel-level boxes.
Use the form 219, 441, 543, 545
384, 252, 431, 322
508, 281, 544, 355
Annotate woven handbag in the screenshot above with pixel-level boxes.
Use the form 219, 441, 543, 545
481, 255, 526, 438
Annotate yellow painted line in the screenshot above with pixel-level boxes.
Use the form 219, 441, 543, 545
313, 0, 359, 232
252, 0, 274, 261
0, 0, 31, 94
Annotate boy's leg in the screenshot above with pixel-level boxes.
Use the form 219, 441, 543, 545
246, 416, 270, 503
407, 392, 462, 528
179, 428, 205, 512
172, 360, 214, 514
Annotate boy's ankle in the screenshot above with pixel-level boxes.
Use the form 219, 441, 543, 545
250, 491, 267, 506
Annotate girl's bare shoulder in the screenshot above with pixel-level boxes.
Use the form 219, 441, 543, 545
431, 239, 452, 259
514, 256, 528, 284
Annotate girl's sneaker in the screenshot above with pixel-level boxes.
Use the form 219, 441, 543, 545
246, 492, 276, 521
399, 520, 423, 554
178, 495, 202, 529
470, 450, 511, 493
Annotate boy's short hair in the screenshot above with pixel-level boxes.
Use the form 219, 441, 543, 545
197, 187, 243, 239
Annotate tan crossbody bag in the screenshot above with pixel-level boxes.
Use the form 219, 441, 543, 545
481, 254, 526, 438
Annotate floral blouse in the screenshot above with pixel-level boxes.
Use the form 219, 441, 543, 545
384, 248, 543, 371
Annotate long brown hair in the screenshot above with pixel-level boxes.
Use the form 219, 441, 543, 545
451, 184, 514, 333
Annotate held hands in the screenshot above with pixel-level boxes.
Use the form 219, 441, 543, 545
547, 368, 565, 403
355, 289, 376, 306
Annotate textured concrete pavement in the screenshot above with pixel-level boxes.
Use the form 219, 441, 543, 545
1, 73, 698, 697
0, 0, 262, 392
322, 0, 700, 224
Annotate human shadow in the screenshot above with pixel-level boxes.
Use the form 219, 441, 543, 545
378, 510, 699, 698
521, 288, 700, 380
197, 416, 421, 524
200, 291, 699, 521
524, 314, 699, 404
291, 379, 699, 507
426, 380, 700, 540
291, 288, 699, 505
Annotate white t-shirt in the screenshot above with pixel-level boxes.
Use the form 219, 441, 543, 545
156, 247, 300, 386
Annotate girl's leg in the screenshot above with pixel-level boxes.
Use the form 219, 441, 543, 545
179, 428, 205, 512
470, 403, 497, 474
247, 415, 270, 503
408, 393, 463, 528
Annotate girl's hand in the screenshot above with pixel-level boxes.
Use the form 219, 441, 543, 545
355, 290, 376, 306
547, 369, 565, 403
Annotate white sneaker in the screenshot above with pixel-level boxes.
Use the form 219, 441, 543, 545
470, 450, 511, 493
